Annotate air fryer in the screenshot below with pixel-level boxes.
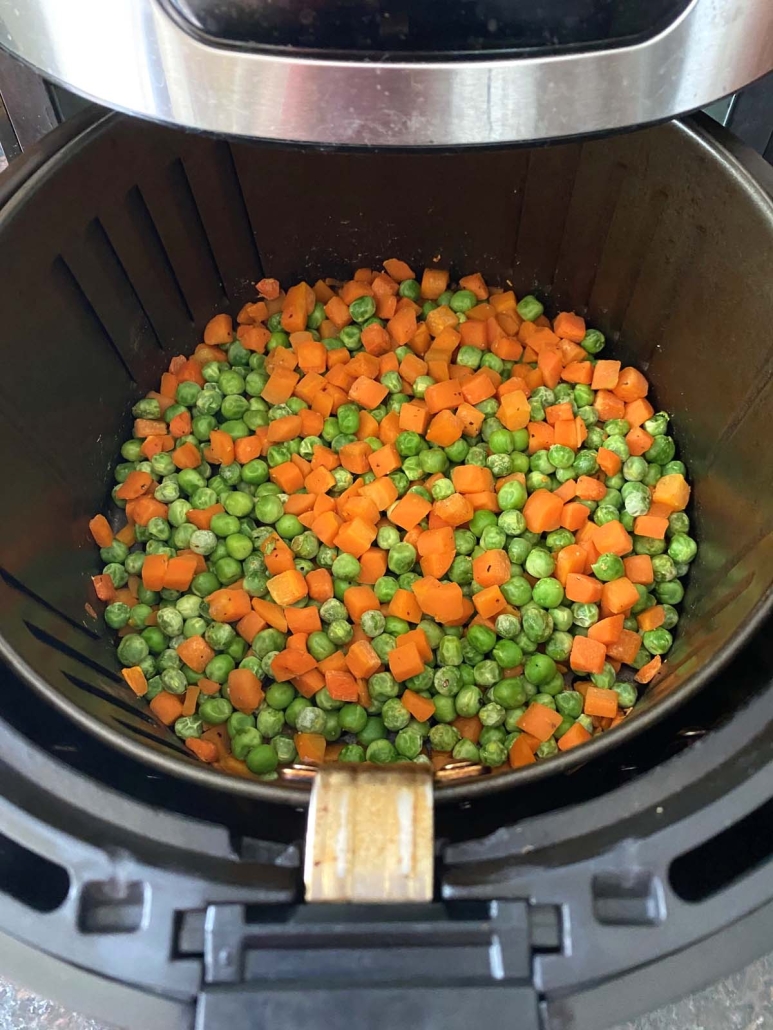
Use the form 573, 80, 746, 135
1, 0, 773, 1026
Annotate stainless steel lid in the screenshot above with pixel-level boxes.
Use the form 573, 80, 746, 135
1, 0, 772, 146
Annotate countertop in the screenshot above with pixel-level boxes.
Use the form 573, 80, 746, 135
2, 954, 773, 1030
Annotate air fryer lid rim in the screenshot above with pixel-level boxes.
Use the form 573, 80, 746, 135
1, 0, 772, 146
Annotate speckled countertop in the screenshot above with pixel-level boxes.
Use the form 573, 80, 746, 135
2, 955, 773, 1030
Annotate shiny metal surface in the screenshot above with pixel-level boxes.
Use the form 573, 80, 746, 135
1, 0, 772, 146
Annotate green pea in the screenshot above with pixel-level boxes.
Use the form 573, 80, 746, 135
570, 601, 598, 629
645, 436, 675, 465
204, 654, 235, 684
523, 653, 556, 687
531, 577, 564, 609
428, 723, 460, 753
369, 671, 399, 701
199, 697, 233, 724
516, 295, 543, 321
349, 294, 376, 323
521, 607, 553, 643
591, 552, 625, 582
643, 627, 673, 655
668, 533, 697, 564
387, 542, 416, 575
542, 631, 571, 662
362, 737, 394, 764
245, 744, 278, 775
524, 549, 555, 579
556, 690, 584, 718
614, 682, 638, 708
536, 738, 559, 759
498, 479, 527, 511
455, 684, 482, 718
357, 716, 387, 747
502, 576, 533, 607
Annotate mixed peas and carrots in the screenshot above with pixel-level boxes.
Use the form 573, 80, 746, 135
90, 261, 696, 781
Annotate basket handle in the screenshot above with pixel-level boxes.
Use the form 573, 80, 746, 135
304, 763, 434, 903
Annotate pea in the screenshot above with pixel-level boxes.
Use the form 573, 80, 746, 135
532, 577, 564, 609
592, 552, 625, 582
204, 654, 235, 684
455, 685, 482, 718
498, 479, 527, 511
356, 716, 386, 747
524, 653, 557, 687
199, 697, 233, 724
245, 744, 278, 775
491, 677, 525, 709
556, 690, 583, 718
349, 294, 376, 323
522, 606, 553, 643
668, 533, 697, 563
516, 295, 543, 321
491, 639, 523, 670
524, 548, 554, 579
614, 682, 638, 708
643, 628, 673, 655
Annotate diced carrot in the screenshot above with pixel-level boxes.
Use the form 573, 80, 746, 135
509, 734, 537, 767
561, 502, 590, 531
267, 569, 308, 606
635, 654, 662, 684
345, 639, 381, 679
626, 427, 654, 457
325, 670, 360, 702
601, 577, 639, 615
610, 626, 643, 667
177, 635, 215, 674
523, 489, 564, 534
561, 361, 593, 385
306, 568, 333, 602
625, 398, 655, 428
527, 421, 555, 454
473, 585, 507, 619
570, 636, 607, 675
652, 474, 690, 512
294, 733, 326, 764
594, 390, 626, 422
228, 668, 265, 712
343, 585, 380, 624
593, 520, 633, 556
498, 389, 531, 431
557, 722, 592, 751
591, 360, 621, 391
163, 554, 198, 592
121, 666, 148, 697
387, 588, 423, 624
588, 614, 625, 646
623, 554, 654, 585
575, 475, 607, 502
388, 642, 423, 683
401, 689, 435, 722
88, 514, 114, 548
633, 515, 669, 540
637, 605, 665, 632
614, 367, 649, 402
516, 703, 563, 743
472, 549, 511, 588
584, 685, 618, 718
597, 447, 622, 476
208, 588, 253, 622
149, 692, 184, 726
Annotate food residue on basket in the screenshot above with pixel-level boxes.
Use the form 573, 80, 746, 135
88, 260, 695, 782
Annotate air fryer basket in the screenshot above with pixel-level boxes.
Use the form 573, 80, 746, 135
1, 111, 772, 805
